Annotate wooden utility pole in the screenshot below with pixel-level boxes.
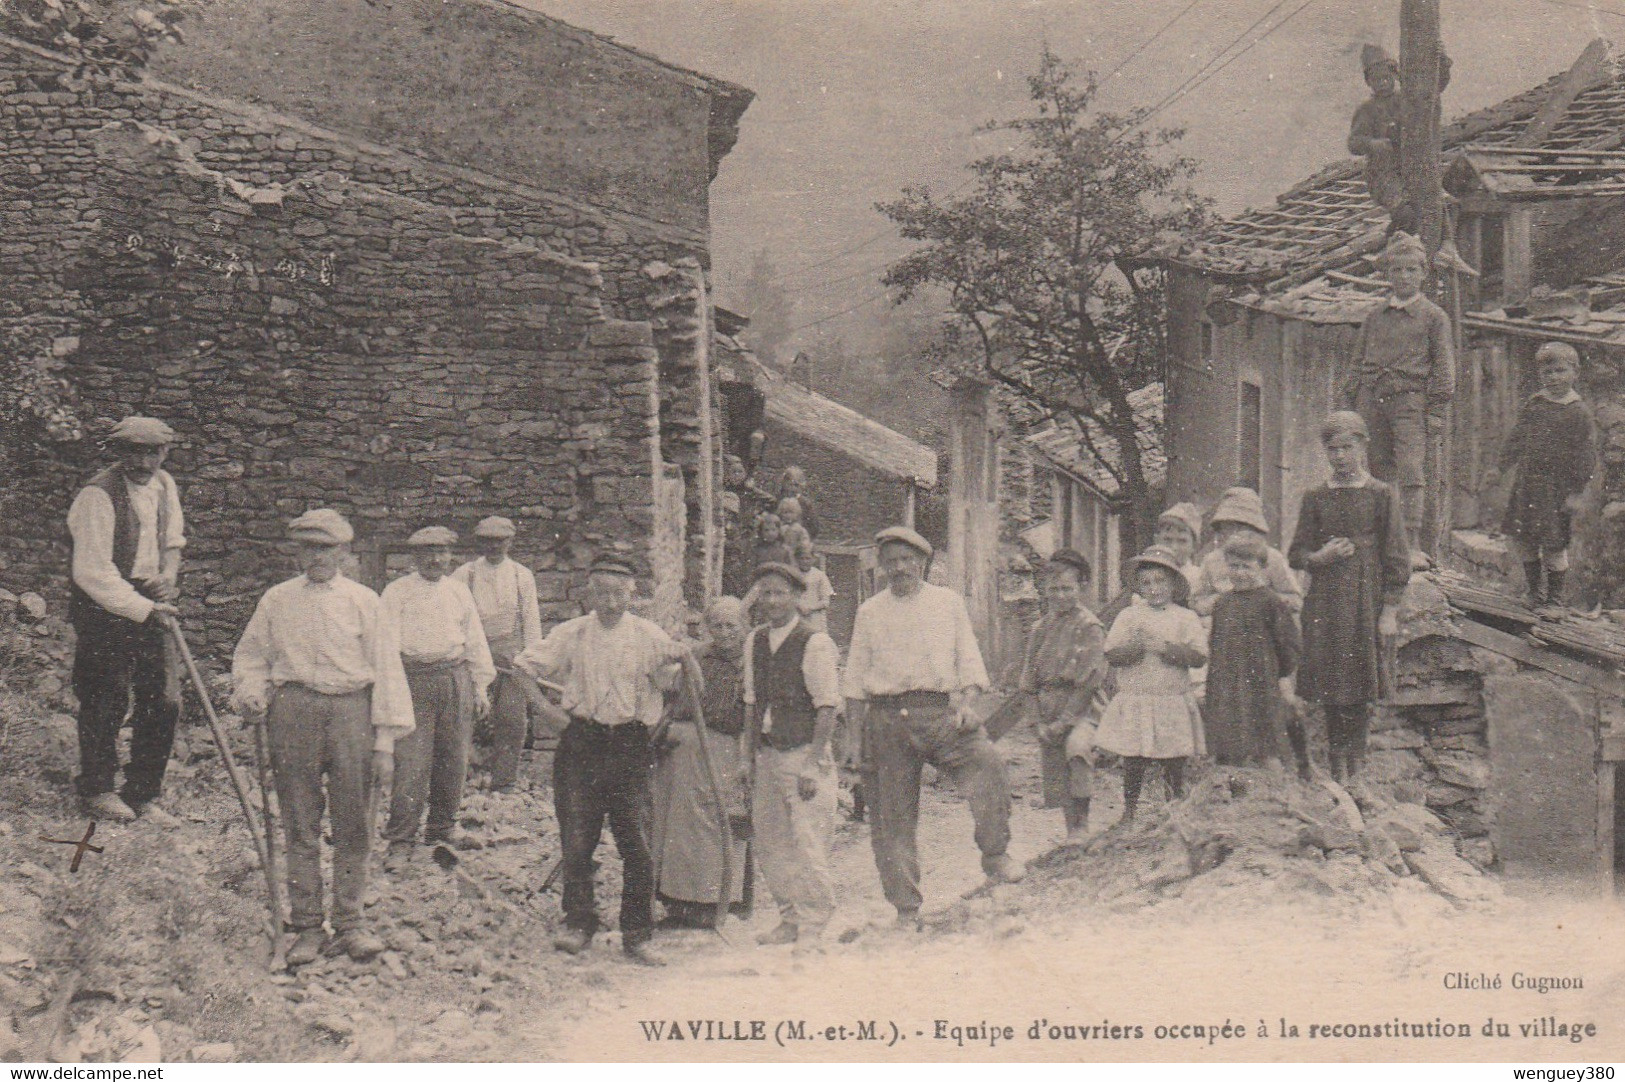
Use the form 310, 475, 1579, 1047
1400, 0, 1449, 555
1400, 0, 1445, 258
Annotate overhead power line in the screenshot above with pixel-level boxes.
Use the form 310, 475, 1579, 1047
1142, 0, 1320, 124
1102, 0, 1204, 82
1532, 0, 1625, 20
782, 290, 892, 334
1136, 0, 1296, 123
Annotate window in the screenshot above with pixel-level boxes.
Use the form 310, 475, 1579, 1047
1238, 381, 1262, 492
1200, 321, 1216, 363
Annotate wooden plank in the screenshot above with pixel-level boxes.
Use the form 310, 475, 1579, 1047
1501, 184, 1625, 200
1468, 144, 1625, 158
1452, 618, 1625, 698
1518, 41, 1616, 148
1325, 270, 1388, 288
1598, 762, 1615, 894
1503, 208, 1533, 302
1475, 162, 1625, 175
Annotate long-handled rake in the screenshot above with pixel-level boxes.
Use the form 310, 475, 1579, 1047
162, 617, 286, 970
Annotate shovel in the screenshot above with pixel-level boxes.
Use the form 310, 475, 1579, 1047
429, 843, 536, 923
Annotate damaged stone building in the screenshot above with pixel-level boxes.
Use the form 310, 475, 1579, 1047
1155, 41, 1625, 558
1153, 40, 1625, 892
0, 0, 753, 650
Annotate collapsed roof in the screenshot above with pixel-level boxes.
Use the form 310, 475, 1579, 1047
1026, 382, 1166, 503
1159, 40, 1624, 308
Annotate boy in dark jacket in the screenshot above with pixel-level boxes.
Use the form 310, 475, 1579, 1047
1502, 342, 1596, 614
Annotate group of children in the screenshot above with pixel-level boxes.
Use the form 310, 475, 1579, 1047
744, 466, 836, 633
1023, 409, 1416, 842
1025, 325, 1597, 842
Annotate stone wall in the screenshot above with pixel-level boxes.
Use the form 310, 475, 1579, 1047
0, 53, 678, 654
148, 0, 747, 236
1369, 580, 1613, 885
645, 259, 721, 607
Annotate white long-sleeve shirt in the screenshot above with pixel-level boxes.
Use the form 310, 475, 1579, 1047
67, 471, 186, 623
843, 582, 990, 700
379, 572, 496, 693
230, 574, 415, 752
516, 611, 681, 725
451, 557, 543, 653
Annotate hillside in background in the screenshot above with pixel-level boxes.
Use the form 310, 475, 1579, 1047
524, 0, 1619, 352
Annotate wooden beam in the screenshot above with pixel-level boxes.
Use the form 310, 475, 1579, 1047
1401, 0, 1445, 256
1452, 617, 1625, 699
1516, 39, 1614, 148
1503, 208, 1533, 303
1599, 763, 1617, 894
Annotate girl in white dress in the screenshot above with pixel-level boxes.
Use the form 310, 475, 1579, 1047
1093, 545, 1208, 824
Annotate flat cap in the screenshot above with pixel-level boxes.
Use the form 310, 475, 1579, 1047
473, 516, 517, 539
589, 555, 637, 578
287, 508, 354, 545
751, 561, 806, 591
1047, 548, 1093, 580
109, 416, 176, 446
875, 525, 933, 559
406, 526, 458, 547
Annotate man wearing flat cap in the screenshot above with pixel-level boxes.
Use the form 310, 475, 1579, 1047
515, 554, 696, 967
381, 526, 495, 870
845, 526, 1022, 928
453, 516, 544, 792
231, 509, 415, 965
67, 416, 186, 824
741, 562, 841, 947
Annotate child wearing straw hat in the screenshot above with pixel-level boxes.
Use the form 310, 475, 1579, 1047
1093, 545, 1208, 825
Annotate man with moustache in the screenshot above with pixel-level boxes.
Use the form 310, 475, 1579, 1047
67, 416, 186, 824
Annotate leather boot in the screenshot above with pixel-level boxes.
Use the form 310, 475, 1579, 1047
1544, 569, 1566, 608
553, 928, 592, 955
1523, 561, 1546, 607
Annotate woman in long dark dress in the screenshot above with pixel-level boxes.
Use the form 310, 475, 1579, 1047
1287, 411, 1412, 782
652, 598, 751, 926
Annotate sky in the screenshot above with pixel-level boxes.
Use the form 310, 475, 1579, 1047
524, 0, 1625, 349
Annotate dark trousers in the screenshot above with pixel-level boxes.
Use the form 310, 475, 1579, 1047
485, 639, 530, 791
267, 685, 374, 932
71, 611, 179, 803
386, 662, 473, 844
1355, 386, 1427, 538
861, 694, 1012, 913
553, 717, 655, 944
1325, 703, 1372, 763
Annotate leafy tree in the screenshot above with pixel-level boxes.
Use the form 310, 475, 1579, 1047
0, 0, 185, 84
878, 45, 1209, 552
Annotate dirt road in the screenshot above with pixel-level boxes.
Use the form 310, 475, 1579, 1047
3, 695, 1622, 1064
